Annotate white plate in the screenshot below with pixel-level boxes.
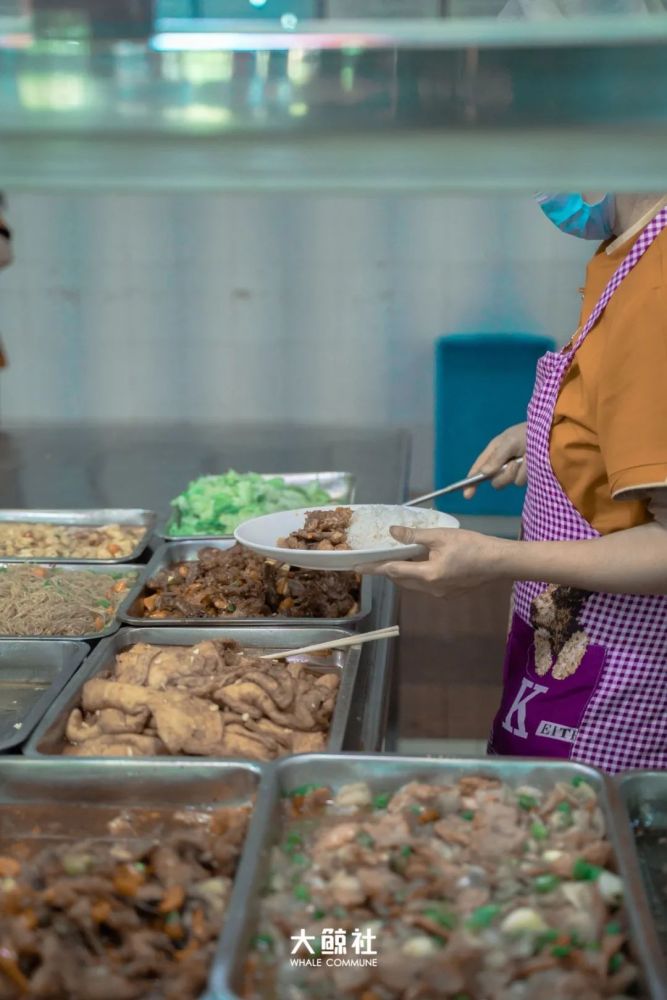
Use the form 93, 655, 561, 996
234, 504, 460, 571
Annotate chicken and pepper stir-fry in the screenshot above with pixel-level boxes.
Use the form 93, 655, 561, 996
245, 776, 637, 1000
140, 544, 360, 620
278, 508, 352, 552
0, 803, 251, 1000
0, 522, 145, 560
62, 639, 340, 760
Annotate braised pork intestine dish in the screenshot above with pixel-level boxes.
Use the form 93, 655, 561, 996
244, 776, 637, 1000
139, 544, 359, 620
62, 640, 340, 760
0, 803, 251, 1000
0, 522, 145, 560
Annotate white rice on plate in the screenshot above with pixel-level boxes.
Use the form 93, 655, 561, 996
346, 505, 453, 550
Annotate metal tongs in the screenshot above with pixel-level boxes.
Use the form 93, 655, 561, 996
405, 457, 524, 508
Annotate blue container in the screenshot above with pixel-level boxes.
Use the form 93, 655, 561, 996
434, 332, 555, 516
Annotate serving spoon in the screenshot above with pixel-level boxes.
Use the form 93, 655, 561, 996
405, 457, 524, 508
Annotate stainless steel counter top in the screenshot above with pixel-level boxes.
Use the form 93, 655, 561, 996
0, 422, 410, 751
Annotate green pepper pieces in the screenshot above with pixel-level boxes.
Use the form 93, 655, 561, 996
287, 784, 321, 798
530, 821, 548, 840
466, 904, 501, 930
609, 953, 624, 974
572, 858, 602, 881
422, 905, 457, 930
357, 831, 375, 848
282, 831, 303, 854
551, 944, 573, 958
534, 874, 561, 894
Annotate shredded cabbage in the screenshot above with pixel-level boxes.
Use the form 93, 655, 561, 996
167, 471, 333, 536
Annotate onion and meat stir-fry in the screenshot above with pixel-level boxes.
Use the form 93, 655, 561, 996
0, 523, 144, 560
0, 804, 251, 1000
245, 776, 637, 1000
0, 566, 136, 637
62, 639, 339, 760
140, 545, 360, 621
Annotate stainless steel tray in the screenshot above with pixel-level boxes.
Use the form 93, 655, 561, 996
118, 540, 371, 629
0, 508, 156, 563
0, 562, 146, 641
160, 471, 356, 541
214, 754, 667, 1000
0, 640, 87, 752
24, 626, 361, 760
0, 756, 260, 1000
0, 756, 260, 807
617, 771, 667, 963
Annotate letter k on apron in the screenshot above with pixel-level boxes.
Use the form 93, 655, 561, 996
490, 207, 667, 773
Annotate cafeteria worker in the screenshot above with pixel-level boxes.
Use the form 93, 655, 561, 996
363, 193, 667, 773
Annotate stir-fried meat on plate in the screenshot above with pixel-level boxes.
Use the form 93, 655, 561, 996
278, 508, 352, 551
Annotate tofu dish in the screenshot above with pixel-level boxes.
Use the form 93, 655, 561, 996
62, 639, 340, 760
244, 775, 637, 1000
0, 522, 145, 560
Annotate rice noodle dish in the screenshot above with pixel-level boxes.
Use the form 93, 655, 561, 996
0, 565, 137, 636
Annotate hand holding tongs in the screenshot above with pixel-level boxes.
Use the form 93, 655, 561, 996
405, 457, 524, 508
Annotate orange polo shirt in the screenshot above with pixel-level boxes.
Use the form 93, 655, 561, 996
550, 216, 667, 535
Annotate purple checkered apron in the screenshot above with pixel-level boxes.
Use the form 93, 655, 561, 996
489, 207, 667, 773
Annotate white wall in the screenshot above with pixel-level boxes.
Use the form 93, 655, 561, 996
0, 192, 590, 488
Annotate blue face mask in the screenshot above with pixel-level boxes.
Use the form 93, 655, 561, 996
536, 192, 616, 240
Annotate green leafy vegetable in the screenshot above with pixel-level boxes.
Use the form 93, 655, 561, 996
530, 821, 548, 840
167, 471, 335, 536
518, 794, 538, 810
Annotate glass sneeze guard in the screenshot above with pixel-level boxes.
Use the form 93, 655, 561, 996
1, 5, 666, 191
